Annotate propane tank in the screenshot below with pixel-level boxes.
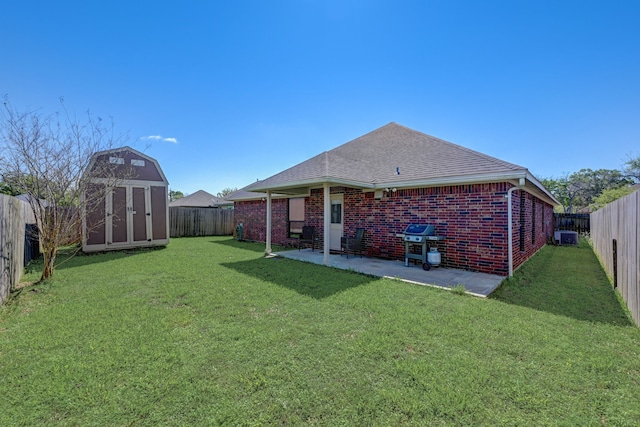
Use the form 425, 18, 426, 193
427, 247, 441, 267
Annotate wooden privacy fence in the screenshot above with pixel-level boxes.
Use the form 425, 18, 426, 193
554, 213, 590, 233
0, 195, 29, 304
590, 190, 639, 328
169, 207, 234, 237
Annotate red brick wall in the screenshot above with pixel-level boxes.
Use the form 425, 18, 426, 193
234, 183, 554, 276
510, 189, 554, 271
233, 198, 289, 244
339, 184, 513, 275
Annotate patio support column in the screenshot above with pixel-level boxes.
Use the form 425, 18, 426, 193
323, 183, 330, 265
265, 190, 272, 254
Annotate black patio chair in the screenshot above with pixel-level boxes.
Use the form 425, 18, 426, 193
297, 225, 316, 251
341, 228, 366, 258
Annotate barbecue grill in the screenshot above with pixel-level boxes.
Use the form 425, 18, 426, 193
402, 223, 444, 270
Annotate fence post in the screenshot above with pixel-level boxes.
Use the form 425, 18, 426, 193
0, 195, 28, 304
612, 238, 617, 289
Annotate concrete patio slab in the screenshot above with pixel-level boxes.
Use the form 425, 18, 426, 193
272, 249, 505, 297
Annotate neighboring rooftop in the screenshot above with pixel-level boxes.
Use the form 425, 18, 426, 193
169, 190, 233, 208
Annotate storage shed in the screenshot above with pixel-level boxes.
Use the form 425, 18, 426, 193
82, 147, 169, 252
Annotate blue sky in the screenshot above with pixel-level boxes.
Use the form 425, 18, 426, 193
2, 1, 639, 195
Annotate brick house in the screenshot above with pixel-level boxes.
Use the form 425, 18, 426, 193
228, 123, 559, 276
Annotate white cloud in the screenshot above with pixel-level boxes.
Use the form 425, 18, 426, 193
140, 135, 178, 144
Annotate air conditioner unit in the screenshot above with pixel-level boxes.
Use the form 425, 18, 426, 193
554, 230, 578, 245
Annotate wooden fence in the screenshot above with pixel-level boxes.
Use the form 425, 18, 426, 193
0, 195, 28, 304
169, 207, 234, 237
554, 213, 590, 233
590, 190, 639, 328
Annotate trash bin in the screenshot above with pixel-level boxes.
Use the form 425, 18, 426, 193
235, 223, 244, 241
24, 223, 40, 266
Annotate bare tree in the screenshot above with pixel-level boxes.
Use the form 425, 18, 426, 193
624, 155, 640, 183
0, 97, 130, 281
217, 187, 238, 198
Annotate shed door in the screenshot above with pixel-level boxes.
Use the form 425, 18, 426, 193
111, 186, 128, 244
132, 187, 148, 242
107, 185, 151, 247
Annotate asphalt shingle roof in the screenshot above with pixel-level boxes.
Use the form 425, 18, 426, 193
226, 122, 557, 205
252, 122, 527, 190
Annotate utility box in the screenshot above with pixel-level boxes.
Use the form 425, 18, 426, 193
554, 230, 578, 245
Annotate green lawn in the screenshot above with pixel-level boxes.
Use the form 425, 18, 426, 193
1, 237, 639, 426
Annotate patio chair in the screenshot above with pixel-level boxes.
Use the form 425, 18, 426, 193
297, 225, 316, 251
341, 228, 366, 258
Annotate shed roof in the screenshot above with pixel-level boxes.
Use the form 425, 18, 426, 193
86, 146, 168, 184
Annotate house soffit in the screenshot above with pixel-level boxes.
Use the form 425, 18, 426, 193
251, 170, 530, 194
248, 173, 558, 206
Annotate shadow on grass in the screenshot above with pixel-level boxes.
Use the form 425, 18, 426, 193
207, 237, 292, 254
221, 256, 376, 299
27, 245, 168, 273
207, 238, 269, 253
490, 241, 633, 327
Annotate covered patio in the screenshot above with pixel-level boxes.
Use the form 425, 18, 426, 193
229, 123, 559, 279
273, 248, 505, 297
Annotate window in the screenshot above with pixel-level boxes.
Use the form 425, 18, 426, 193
109, 156, 124, 165
131, 159, 145, 167
331, 200, 342, 224
532, 198, 536, 245
288, 198, 305, 237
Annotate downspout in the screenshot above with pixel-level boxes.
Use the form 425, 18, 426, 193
507, 178, 525, 277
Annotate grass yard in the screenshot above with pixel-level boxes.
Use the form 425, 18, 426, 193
1, 237, 639, 426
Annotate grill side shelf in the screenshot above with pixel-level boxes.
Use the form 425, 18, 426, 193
396, 234, 445, 241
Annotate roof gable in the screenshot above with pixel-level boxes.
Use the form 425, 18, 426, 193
86, 146, 168, 184
332, 123, 525, 183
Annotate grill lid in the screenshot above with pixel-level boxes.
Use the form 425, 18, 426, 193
404, 224, 435, 236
